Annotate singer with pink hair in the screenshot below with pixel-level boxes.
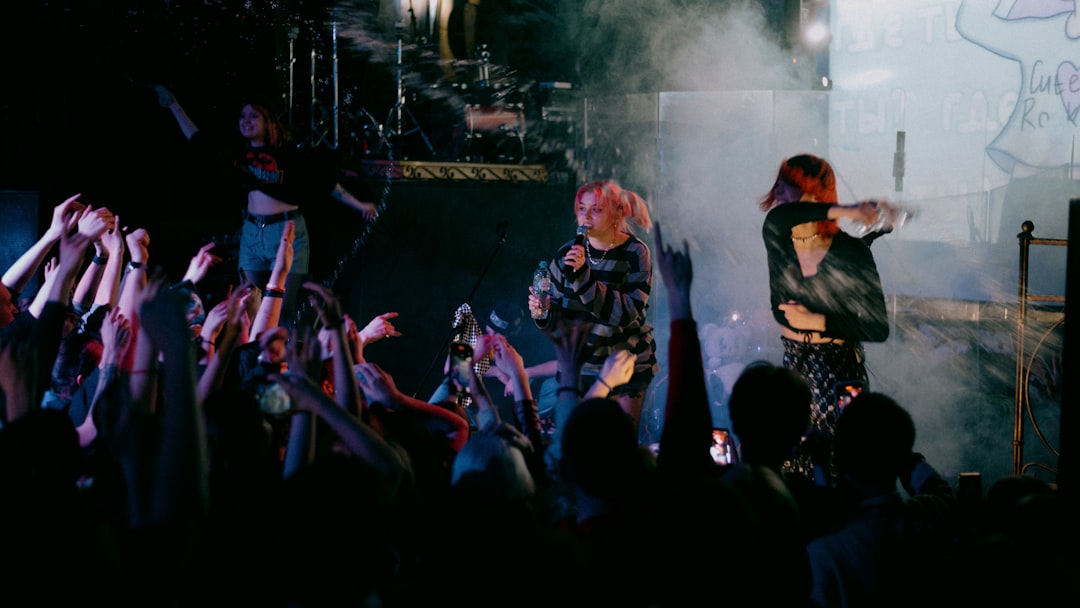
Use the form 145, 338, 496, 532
528, 179, 658, 438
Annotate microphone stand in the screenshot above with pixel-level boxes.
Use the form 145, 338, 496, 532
412, 220, 510, 398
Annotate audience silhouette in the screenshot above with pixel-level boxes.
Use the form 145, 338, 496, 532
0, 195, 1072, 607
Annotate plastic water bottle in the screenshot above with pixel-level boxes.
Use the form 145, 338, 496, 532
531, 260, 551, 319
847, 201, 915, 237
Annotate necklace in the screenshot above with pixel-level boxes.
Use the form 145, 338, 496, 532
585, 238, 610, 265
791, 233, 820, 244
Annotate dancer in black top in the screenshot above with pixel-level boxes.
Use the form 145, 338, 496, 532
759, 153, 897, 485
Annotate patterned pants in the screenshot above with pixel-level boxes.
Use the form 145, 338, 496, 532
780, 336, 868, 484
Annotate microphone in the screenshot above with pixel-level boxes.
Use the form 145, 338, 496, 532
574, 225, 590, 247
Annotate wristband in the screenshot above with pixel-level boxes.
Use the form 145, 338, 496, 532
265, 287, 286, 298
92, 255, 108, 265
127, 261, 145, 270
596, 377, 613, 391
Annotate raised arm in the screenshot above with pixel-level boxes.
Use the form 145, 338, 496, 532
155, 85, 201, 140
652, 222, 714, 476
117, 227, 151, 320
26, 204, 113, 317
353, 311, 400, 364
1, 194, 85, 296
248, 221, 294, 341
75, 307, 132, 448
92, 215, 127, 310
196, 284, 251, 403
541, 317, 594, 468
137, 271, 208, 527
274, 368, 410, 487
71, 235, 108, 313
355, 362, 470, 453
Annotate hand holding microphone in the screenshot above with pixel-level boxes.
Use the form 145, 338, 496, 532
565, 225, 589, 272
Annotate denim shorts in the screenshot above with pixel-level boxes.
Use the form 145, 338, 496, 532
238, 212, 310, 274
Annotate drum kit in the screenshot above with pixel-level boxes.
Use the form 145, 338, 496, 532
346, 41, 535, 164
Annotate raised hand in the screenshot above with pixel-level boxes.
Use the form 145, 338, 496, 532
77, 205, 116, 241
272, 220, 296, 280
125, 227, 151, 264
153, 85, 177, 107
99, 307, 133, 365
353, 362, 400, 408
544, 316, 594, 389
59, 208, 99, 268
285, 321, 324, 381
181, 241, 223, 286
599, 349, 635, 389
653, 222, 693, 320
45, 194, 87, 240
100, 214, 126, 259
358, 311, 400, 345
302, 280, 344, 331
137, 270, 191, 347
42, 257, 59, 284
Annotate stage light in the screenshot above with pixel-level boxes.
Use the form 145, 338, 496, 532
802, 21, 830, 49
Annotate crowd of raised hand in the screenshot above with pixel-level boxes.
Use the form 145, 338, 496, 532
0, 196, 1075, 606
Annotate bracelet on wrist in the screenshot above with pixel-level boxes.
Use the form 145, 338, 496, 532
264, 287, 286, 298
596, 378, 613, 391
127, 261, 145, 270
92, 255, 108, 265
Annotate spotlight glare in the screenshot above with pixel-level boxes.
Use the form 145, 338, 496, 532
802, 22, 830, 48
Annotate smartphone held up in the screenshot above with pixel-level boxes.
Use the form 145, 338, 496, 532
449, 341, 474, 393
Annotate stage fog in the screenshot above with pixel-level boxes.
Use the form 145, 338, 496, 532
551, 0, 1072, 486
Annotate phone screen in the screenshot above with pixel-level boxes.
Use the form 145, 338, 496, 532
449, 342, 474, 392
710, 428, 736, 466
835, 380, 864, 411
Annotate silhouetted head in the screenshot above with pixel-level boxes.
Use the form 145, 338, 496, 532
832, 391, 915, 486
728, 361, 812, 467
560, 397, 654, 499
451, 422, 536, 502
